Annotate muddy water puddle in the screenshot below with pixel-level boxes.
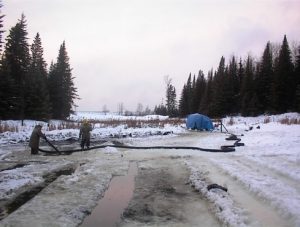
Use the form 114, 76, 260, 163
81, 162, 138, 227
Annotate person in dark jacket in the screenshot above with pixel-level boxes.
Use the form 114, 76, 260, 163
79, 120, 92, 150
29, 125, 46, 155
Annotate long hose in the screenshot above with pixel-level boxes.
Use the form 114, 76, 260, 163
39, 134, 243, 155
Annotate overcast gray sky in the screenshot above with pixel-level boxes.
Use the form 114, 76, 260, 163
3, 0, 300, 112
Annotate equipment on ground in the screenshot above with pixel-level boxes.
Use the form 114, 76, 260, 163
186, 113, 214, 131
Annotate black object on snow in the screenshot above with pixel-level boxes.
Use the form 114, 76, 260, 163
207, 183, 228, 192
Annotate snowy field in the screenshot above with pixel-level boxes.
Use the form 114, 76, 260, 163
0, 113, 183, 146
0, 112, 300, 226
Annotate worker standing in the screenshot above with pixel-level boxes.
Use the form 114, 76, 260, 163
79, 120, 92, 150
29, 125, 46, 155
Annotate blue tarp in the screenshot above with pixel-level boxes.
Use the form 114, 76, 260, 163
186, 113, 214, 131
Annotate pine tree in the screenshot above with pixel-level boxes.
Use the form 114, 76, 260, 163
25, 33, 50, 120
271, 35, 294, 113
1, 14, 30, 120
48, 41, 78, 119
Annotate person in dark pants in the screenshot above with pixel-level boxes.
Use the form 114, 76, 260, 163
79, 120, 92, 150
29, 125, 46, 155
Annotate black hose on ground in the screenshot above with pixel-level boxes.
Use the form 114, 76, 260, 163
39, 134, 244, 155
39, 144, 235, 155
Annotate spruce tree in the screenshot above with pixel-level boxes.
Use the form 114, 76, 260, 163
0, 0, 4, 52
192, 70, 206, 113
256, 42, 273, 113
186, 73, 193, 114
48, 41, 78, 119
211, 56, 226, 117
179, 84, 189, 117
295, 46, 300, 112
236, 58, 244, 112
165, 77, 177, 117
271, 35, 294, 113
0, 58, 16, 119
1, 14, 30, 120
25, 33, 50, 120
240, 55, 258, 116
225, 56, 239, 114
199, 69, 213, 116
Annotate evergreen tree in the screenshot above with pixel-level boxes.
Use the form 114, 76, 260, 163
199, 69, 213, 115
211, 56, 226, 117
154, 103, 167, 115
256, 42, 273, 113
1, 14, 30, 120
178, 84, 189, 117
48, 41, 78, 119
225, 56, 239, 114
179, 73, 193, 117
271, 35, 294, 113
295, 45, 300, 112
0, 0, 4, 52
0, 58, 16, 119
240, 55, 259, 116
186, 73, 193, 113
236, 58, 244, 111
191, 70, 206, 113
25, 33, 50, 120
165, 77, 177, 117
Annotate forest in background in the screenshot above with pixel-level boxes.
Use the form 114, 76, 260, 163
155, 35, 300, 118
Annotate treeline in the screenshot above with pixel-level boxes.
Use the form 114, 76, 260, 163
156, 35, 300, 118
0, 6, 78, 120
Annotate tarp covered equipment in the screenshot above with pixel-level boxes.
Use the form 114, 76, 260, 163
186, 113, 214, 131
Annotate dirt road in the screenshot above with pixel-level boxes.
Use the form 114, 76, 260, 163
0, 132, 298, 226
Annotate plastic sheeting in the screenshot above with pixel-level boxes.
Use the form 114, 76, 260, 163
186, 113, 214, 131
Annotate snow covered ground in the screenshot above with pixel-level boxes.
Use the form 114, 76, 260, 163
0, 112, 299, 226
0, 114, 183, 146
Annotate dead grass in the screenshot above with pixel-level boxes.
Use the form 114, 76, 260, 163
279, 117, 299, 125
264, 117, 271, 124
227, 117, 235, 126
0, 123, 19, 133
0, 118, 180, 133
88, 118, 185, 129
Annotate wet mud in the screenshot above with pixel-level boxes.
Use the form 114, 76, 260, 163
0, 164, 76, 220
120, 157, 220, 227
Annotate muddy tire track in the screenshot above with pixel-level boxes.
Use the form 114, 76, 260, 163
120, 157, 220, 227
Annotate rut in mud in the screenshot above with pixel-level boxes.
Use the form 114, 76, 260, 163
0, 164, 76, 220
120, 156, 220, 227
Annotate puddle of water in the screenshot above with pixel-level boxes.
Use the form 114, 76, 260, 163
81, 162, 138, 227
